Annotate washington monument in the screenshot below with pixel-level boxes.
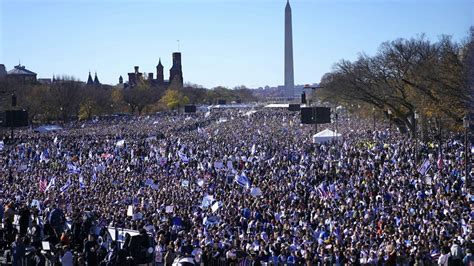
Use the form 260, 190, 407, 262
284, 0, 294, 98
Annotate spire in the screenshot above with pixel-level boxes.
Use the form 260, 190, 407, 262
93, 71, 100, 85
87, 71, 94, 85
157, 58, 163, 68
119, 75, 123, 84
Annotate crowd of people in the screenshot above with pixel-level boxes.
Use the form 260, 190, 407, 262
0, 108, 472, 265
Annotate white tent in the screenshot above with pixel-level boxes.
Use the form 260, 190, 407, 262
312, 129, 342, 144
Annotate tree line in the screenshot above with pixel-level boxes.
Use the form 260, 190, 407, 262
0, 75, 258, 123
318, 28, 473, 137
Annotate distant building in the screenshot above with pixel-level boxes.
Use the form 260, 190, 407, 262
5, 64, 37, 83
0, 64, 7, 80
123, 52, 183, 89
38, 78, 52, 85
86, 71, 101, 86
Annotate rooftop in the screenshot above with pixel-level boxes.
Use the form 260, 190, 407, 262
7, 64, 36, 76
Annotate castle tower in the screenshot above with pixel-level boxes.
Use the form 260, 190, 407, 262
119, 75, 123, 84
284, 0, 295, 98
169, 52, 183, 86
156, 58, 164, 83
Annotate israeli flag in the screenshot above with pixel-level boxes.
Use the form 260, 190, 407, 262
178, 151, 189, 163
235, 172, 250, 188
211, 201, 222, 213
67, 163, 81, 174
60, 178, 72, 193
45, 177, 56, 192
418, 159, 431, 175
203, 216, 219, 226
201, 195, 214, 209
251, 144, 256, 155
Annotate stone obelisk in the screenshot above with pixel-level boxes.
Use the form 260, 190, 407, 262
284, 0, 294, 98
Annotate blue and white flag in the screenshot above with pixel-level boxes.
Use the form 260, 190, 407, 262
418, 159, 431, 175
201, 195, 214, 209
235, 172, 250, 188
203, 216, 219, 226
211, 201, 222, 213
251, 144, 256, 155
178, 151, 189, 163
79, 176, 87, 189
145, 178, 159, 190
0, 140, 4, 151
60, 178, 72, 193
250, 187, 262, 197
45, 177, 56, 192
67, 163, 81, 174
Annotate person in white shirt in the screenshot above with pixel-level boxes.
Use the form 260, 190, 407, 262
438, 247, 450, 266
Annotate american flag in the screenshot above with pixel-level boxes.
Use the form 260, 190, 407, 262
437, 154, 444, 170
39, 177, 48, 193
317, 183, 329, 199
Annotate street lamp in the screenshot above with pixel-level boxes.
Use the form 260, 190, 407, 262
414, 111, 419, 164
463, 115, 470, 190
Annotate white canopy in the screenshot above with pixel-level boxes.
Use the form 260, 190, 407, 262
312, 129, 342, 143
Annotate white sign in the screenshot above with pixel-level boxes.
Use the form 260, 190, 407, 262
127, 205, 133, 217
166, 206, 174, 213
116, 140, 125, 147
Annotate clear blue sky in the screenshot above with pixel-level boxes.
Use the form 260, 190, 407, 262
1, 0, 472, 88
